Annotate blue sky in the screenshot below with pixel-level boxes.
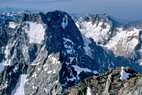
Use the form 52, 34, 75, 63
0, 0, 142, 21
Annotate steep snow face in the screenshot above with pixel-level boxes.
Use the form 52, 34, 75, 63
24, 22, 46, 44
76, 17, 142, 58
105, 28, 139, 49
76, 20, 111, 44
104, 27, 140, 57
86, 87, 92, 95
12, 74, 27, 95
120, 67, 130, 80
82, 34, 92, 58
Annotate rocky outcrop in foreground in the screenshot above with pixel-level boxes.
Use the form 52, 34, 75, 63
61, 67, 142, 95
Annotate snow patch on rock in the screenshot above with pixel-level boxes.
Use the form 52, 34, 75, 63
47, 70, 53, 74
72, 65, 98, 74
0, 61, 6, 72
63, 38, 75, 54
120, 67, 131, 80
24, 22, 45, 44
9, 22, 17, 28
66, 76, 76, 82
12, 74, 27, 95
62, 15, 68, 29
48, 53, 60, 64
86, 87, 92, 95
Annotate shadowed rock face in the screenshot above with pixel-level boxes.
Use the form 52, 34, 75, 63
61, 67, 142, 95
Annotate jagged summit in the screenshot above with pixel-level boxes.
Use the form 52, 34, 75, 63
72, 13, 120, 26
74, 13, 142, 74
0, 11, 115, 95
0, 10, 142, 95
73, 13, 120, 45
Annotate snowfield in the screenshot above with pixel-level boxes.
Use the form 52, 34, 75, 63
24, 22, 45, 44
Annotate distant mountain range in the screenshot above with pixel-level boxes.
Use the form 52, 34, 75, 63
0, 8, 40, 13
0, 10, 142, 95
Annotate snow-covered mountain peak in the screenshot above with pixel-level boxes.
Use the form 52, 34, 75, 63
1, 11, 142, 95
74, 14, 142, 71
104, 27, 141, 58
0, 11, 116, 95
74, 14, 115, 45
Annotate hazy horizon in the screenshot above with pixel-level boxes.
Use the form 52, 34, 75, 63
0, 0, 142, 21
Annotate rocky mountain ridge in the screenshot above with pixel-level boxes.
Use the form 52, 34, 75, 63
0, 11, 142, 95
0, 11, 115, 95
73, 14, 142, 72
61, 67, 142, 95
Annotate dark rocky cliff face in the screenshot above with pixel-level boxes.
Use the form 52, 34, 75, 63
0, 11, 115, 95
61, 67, 142, 95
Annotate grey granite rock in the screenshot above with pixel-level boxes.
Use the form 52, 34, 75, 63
61, 67, 142, 95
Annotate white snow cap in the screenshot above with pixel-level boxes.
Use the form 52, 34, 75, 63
86, 87, 92, 95
120, 67, 131, 80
